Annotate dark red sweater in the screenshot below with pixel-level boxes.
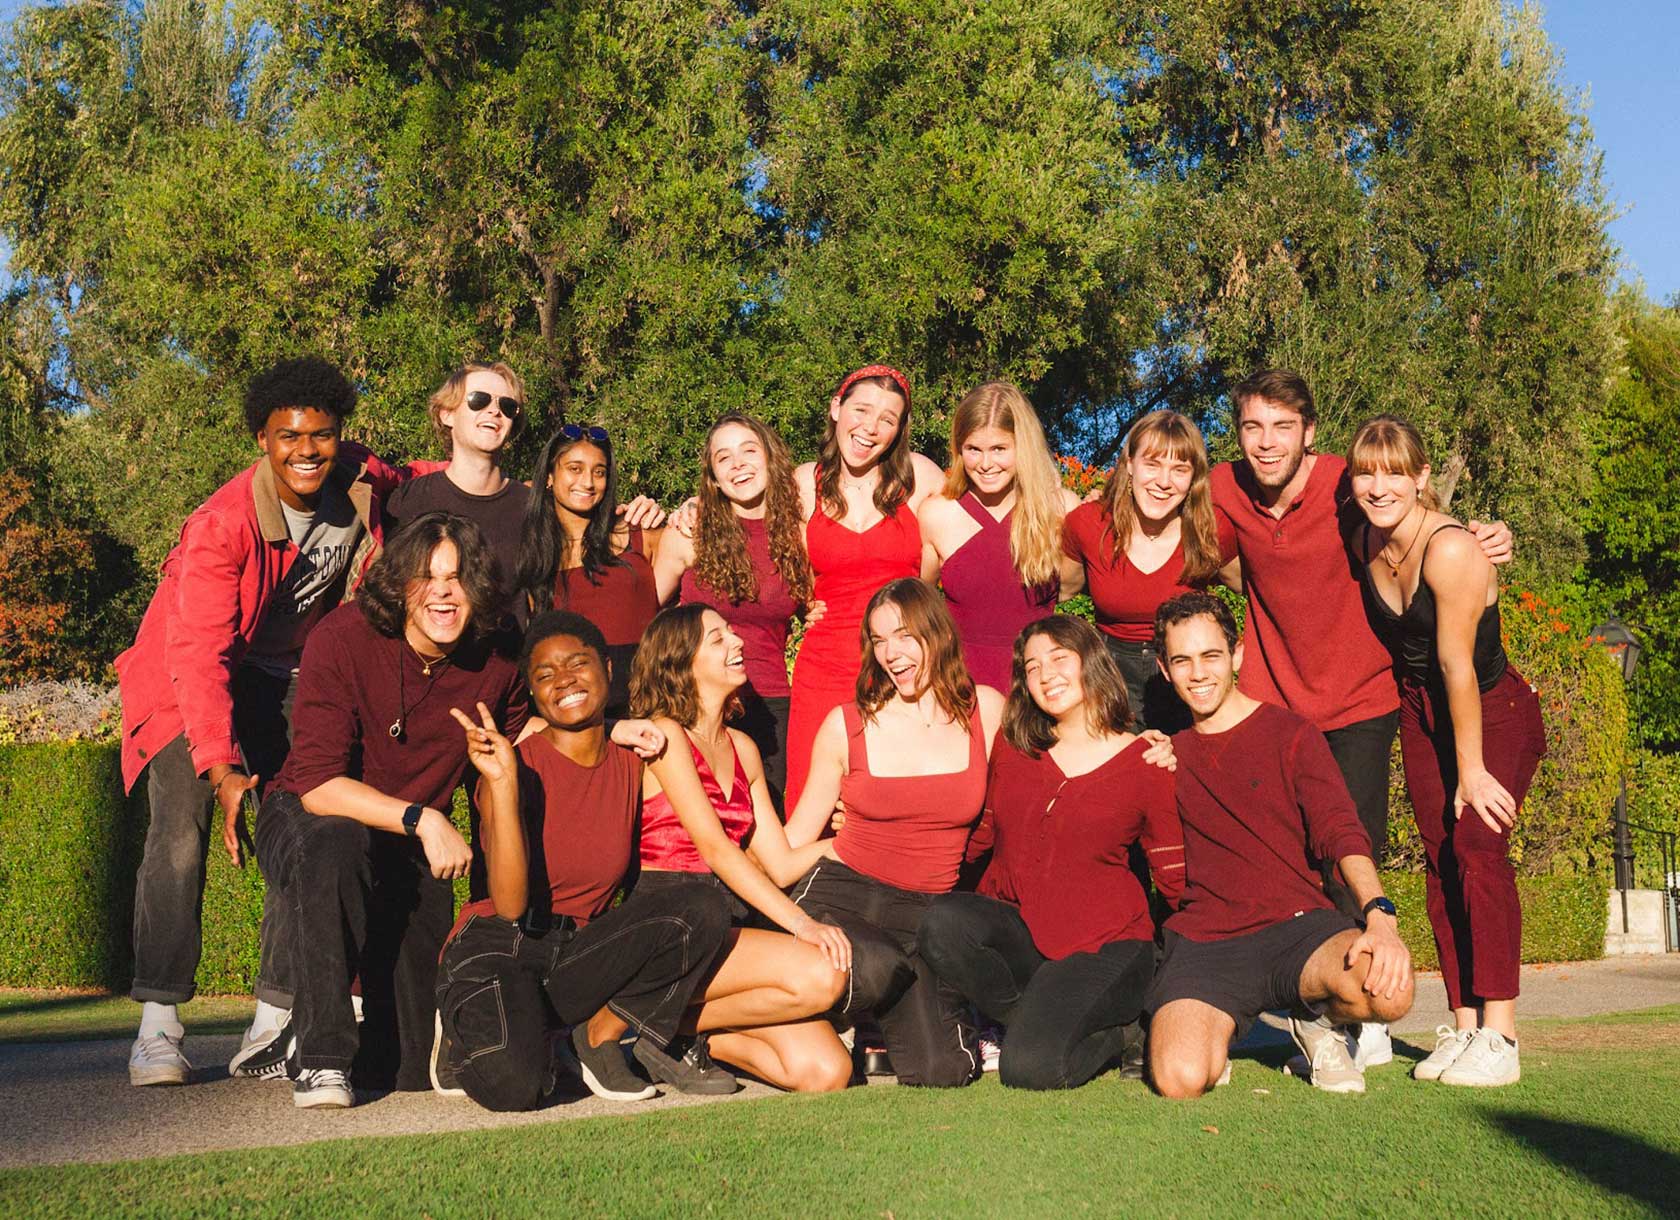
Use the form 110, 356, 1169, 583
275, 603, 529, 813
1211, 455, 1398, 730
1168, 701, 1371, 941
967, 738, 1185, 958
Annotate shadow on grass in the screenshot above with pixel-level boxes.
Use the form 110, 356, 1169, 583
0, 993, 106, 1018
1489, 1113, 1680, 1212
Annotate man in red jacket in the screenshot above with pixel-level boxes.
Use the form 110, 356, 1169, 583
116, 357, 414, 1087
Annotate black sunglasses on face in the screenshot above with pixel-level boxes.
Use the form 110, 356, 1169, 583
464, 391, 522, 416
560, 423, 609, 443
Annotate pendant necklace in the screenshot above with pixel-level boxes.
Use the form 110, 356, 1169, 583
1380, 507, 1427, 578
389, 641, 453, 739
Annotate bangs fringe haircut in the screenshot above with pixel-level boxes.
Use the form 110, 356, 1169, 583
1348, 415, 1441, 510
1102, 410, 1224, 586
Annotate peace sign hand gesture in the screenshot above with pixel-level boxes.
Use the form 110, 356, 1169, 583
450, 702, 516, 785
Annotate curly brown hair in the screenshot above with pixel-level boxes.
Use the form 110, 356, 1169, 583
1002, 615, 1133, 756
855, 578, 975, 726
357, 512, 504, 641
816, 368, 915, 521
628, 604, 742, 728
693, 414, 813, 605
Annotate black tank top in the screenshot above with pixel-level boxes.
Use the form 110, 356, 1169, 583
1359, 524, 1507, 692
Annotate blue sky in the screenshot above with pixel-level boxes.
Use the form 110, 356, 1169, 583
0, 1, 1674, 302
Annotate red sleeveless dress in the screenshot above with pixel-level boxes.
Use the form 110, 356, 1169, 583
939, 495, 1058, 691
784, 503, 921, 808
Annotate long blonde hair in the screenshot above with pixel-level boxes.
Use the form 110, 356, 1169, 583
1101, 410, 1222, 586
942, 382, 1063, 587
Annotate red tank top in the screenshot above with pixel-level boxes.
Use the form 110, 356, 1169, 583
554, 527, 660, 646
940, 495, 1058, 690
638, 731, 755, 873
833, 702, 988, 894
680, 516, 797, 699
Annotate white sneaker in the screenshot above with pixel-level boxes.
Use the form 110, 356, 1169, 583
1287, 1016, 1365, 1094
978, 1026, 1003, 1074
129, 1029, 191, 1086
1214, 1059, 1232, 1088
1352, 1022, 1393, 1068
293, 1067, 353, 1108
1412, 1025, 1474, 1081
1439, 1029, 1520, 1088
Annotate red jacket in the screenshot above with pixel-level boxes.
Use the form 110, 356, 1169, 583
115, 444, 427, 792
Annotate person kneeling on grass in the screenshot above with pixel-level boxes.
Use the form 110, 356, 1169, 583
1146, 592, 1414, 1099
430, 610, 734, 1110
919, 615, 1186, 1091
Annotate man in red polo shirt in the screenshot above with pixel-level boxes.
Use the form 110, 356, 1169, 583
1210, 369, 1510, 1068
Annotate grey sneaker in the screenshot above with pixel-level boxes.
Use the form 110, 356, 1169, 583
570, 1027, 657, 1101
1439, 1028, 1520, 1088
430, 1010, 466, 1098
633, 1032, 740, 1095
129, 1029, 190, 1086
1287, 1015, 1365, 1094
292, 1068, 352, 1109
1412, 1025, 1475, 1081
229, 1017, 293, 1081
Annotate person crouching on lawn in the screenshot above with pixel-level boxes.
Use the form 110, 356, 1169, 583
253, 511, 531, 1108
1146, 592, 1414, 1098
430, 610, 734, 1110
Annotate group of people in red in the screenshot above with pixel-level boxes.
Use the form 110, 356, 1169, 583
115, 355, 1545, 1111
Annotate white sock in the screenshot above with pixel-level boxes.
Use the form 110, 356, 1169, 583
139, 1002, 182, 1038
250, 999, 288, 1036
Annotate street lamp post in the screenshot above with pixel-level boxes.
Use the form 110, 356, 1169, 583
1593, 616, 1643, 898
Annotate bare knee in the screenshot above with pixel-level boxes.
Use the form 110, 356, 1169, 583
784, 1042, 853, 1093
790, 954, 848, 1017
1150, 1052, 1213, 1100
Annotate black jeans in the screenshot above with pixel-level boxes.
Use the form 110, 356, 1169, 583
1322, 708, 1401, 919
734, 693, 791, 810
130, 668, 296, 1007
791, 859, 977, 1088
436, 883, 732, 1111
254, 789, 454, 1089
918, 892, 1153, 1090
1101, 637, 1190, 734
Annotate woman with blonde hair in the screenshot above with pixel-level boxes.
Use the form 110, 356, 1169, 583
1059, 410, 1234, 730
919, 382, 1081, 690
653, 414, 815, 801
1346, 415, 1545, 1088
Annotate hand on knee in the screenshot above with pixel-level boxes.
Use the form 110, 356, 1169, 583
792, 955, 849, 1017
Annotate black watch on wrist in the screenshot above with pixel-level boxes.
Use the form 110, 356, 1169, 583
402, 803, 425, 837
1362, 896, 1398, 920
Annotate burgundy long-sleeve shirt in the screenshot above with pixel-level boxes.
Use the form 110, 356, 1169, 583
1168, 701, 1371, 942
275, 603, 529, 813
965, 737, 1186, 959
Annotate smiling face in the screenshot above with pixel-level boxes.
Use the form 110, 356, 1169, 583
548, 441, 608, 518
1351, 463, 1431, 532
257, 407, 342, 511
442, 368, 518, 459
404, 539, 472, 653
1236, 397, 1315, 496
1160, 613, 1243, 723
691, 608, 747, 695
1021, 631, 1085, 724
867, 600, 926, 700
527, 632, 610, 729
1127, 440, 1194, 525
707, 421, 769, 510
830, 382, 907, 473
959, 424, 1017, 498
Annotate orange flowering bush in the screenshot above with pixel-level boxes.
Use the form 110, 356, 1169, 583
1056, 454, 1106, 499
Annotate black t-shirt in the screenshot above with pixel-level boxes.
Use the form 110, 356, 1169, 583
385, 471, 529, 607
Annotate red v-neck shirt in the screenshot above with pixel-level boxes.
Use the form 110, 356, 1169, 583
1062, 501, 1236, 643
1211, 454, 1398, 731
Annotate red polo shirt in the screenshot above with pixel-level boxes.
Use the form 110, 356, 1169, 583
1211, 454, 1398, 731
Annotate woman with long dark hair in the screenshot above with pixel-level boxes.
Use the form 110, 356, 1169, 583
919, 615, 1184, 1090
919, 382, 1080, 691
1346, 416, 1545, 1088
781, 366, 945, 808
652, 414, 814, 801
515, 424, 663, 715
1059, 410, 1234, 731
782, 579, 1005, 1087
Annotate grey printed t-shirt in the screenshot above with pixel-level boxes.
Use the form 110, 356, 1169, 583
243, 484, 364, 678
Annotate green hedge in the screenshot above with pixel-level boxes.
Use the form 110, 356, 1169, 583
1382, 871, 1606, 971
0, 744, 1609, 992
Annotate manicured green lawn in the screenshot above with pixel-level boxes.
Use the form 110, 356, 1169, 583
3, 1008, 1677, 1217
0, 991, 252, 1044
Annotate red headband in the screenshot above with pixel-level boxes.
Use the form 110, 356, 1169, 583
835, 364, 911, 411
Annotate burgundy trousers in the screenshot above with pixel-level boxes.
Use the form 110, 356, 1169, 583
1399, 667, 1546, 1011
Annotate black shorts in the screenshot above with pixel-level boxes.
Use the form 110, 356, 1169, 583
1144, 908, 1357, 1039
